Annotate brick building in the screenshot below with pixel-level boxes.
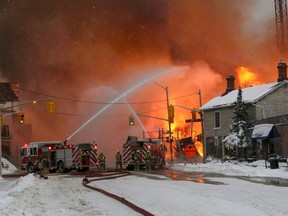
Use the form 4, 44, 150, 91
1, 82, 32, 167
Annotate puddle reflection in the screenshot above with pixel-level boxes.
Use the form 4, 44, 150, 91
150, 169, 288, 187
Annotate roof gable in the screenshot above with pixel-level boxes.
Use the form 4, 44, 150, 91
200, 81, 287, 110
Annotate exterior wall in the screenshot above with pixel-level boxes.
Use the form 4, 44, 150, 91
2, 113, 32, 167
202, 83, 288, 159
203, 103, 260, 158
278, 125, 288, 157
257, 83, 288, 119
203, 107, 234, 158
203, 105, 257, 137
256, 115, 288, 158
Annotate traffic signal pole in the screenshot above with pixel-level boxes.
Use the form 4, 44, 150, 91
166, 86, 173, 163
153, 82, 173, 163
198, 89, 205, 163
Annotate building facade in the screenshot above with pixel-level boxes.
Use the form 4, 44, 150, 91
1, 82, 32, 167
200, 60, 288, 160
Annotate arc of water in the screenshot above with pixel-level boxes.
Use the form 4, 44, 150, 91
65, 66, 189, 142
126, 102, 149, 138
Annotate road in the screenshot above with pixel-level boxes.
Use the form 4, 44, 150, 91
1, 169, 288, 215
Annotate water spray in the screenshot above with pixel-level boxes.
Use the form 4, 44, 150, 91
65, 66, 189, 142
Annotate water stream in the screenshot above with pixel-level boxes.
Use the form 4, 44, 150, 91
66, 66, 189, 141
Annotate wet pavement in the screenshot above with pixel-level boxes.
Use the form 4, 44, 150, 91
135, 169, 288, 187
3, 168, 288, 187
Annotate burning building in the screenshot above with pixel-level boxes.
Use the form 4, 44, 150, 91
200, 59, 288, 161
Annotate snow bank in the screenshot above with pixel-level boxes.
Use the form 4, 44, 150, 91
1, 157, 18, 175
171, 160, 288, 179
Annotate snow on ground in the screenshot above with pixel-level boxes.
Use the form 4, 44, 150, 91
172, 159, 288, 179
1, 158, 17, 175
1, 158, 288, 216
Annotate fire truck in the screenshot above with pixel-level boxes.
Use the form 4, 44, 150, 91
123, 136, 167, 170
20, 141, 98, 173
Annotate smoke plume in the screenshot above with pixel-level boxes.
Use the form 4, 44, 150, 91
0, 0, 279, 165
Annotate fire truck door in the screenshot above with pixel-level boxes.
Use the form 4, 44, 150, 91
41, 148, 50, 169
56, 149, 73, 167
65, 149, 73, 166
50, 151, 56, 167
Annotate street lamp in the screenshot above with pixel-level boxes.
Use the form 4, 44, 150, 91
154, 82, 173, 163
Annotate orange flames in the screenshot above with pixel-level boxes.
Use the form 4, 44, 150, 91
236, 67, 262, 87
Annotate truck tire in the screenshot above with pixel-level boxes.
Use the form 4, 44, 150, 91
58, 161, 66, 173
27, 163, 35, 173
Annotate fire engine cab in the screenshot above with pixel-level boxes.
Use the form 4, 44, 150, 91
123, 136, 167, 170
20, 141, 98, 173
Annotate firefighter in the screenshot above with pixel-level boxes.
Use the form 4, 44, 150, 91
134, 150, 140, 171
115, 150, 123, 171
98, 151, 106, 172
145, 150, 152, 171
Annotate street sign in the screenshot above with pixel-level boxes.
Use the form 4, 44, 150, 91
183, 144, 197, 158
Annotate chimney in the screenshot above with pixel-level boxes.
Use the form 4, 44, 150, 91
277, 59, 287, 82
226, 75, 235, 93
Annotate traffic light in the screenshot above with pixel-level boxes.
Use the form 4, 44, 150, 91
0, 114, 3, 127
165, 135, 174, 143
129, 115, 134, 126
47, 100, 55, 114
166, 136, 169, 143
168, 105, 174, 123
19, 112, 24, 124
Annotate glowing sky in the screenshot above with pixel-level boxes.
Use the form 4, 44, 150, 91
0, 0, 282, 164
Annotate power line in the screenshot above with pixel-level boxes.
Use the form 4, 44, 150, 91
22, 100, 168, 118
19, 87, 198, 105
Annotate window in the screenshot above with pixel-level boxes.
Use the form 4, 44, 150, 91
214, 111, 220, 128
20, 148, 27, 157
30, 147, 38, 156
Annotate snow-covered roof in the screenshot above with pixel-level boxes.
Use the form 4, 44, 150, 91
200, 81, 287, 110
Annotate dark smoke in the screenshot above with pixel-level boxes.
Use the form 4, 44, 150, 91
0, 1, 278, 88
0, 0, 279, 165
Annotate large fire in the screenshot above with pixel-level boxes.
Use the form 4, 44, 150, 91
236, 67, 263, 87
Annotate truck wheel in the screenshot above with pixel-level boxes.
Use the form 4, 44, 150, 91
27, 163, 35, 173
58, 161, 66, 173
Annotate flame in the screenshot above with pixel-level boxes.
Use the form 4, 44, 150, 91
195, 141, 203, 157
236, 67, 262, 87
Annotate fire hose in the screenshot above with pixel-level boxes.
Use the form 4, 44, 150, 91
82, 172, 154, 216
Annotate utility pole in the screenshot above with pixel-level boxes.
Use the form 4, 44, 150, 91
173, 89, 205, 163
154, 82, 173, 163
165, 86, 173, 163
198, 89, 205, 163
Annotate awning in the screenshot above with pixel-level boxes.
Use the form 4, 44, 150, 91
251, 124, 281, 140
